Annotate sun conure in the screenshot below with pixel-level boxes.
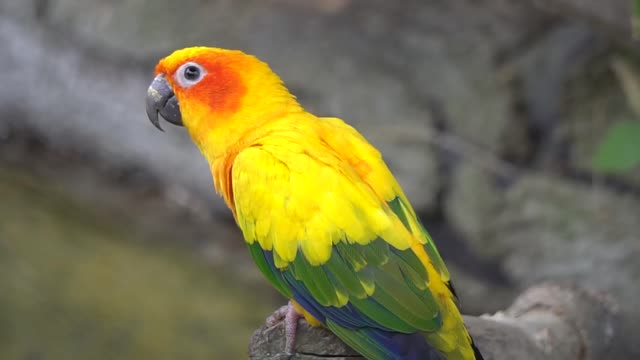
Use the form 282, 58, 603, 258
145, 47, 483, 360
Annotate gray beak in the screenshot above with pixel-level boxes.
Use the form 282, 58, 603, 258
145, 74, 182, 131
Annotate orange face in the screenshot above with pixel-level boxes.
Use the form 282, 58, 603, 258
146, 46, 298, 156
154, 47, 248, 118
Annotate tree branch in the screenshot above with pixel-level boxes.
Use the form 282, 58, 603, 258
249, 283, 619, 359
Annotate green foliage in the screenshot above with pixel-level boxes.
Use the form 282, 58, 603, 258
592, 120, 640, 172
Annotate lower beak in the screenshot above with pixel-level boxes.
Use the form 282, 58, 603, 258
145, 74, 182, 131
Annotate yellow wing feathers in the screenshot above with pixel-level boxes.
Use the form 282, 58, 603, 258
232, 127, 413, 267
231, 115, 473, 358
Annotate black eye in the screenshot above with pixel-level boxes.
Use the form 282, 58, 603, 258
176, 62, 206, 87
184, 65, 201, 81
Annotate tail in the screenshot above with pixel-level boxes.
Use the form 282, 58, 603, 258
424, 296, 484, 360
327, 319, 446, 360
328, 318, 483, 360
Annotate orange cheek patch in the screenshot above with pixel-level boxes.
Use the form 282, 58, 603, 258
190, 61, 248, 116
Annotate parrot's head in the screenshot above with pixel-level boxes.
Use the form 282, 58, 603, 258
146, 47, 300, 157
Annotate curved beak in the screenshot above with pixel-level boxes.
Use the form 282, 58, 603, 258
145, 75, 182, 131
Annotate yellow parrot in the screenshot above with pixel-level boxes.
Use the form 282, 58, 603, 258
145, 47, 483, 360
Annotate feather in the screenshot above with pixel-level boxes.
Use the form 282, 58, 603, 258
153, 46, 481, 359
231, 128, 476, 359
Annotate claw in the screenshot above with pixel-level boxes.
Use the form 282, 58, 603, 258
265, 301, 303, 357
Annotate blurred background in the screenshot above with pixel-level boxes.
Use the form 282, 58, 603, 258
0, 0, 638, 359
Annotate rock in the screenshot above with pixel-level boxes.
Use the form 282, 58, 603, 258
528, 0, 633, 39
250, 320, 361, 360
444, 163, 501, 255
250, 283, 623, 359
447, 263, 515, 315
0, 16, 226, 214
441, 162, 518, 313
514, 23, 602, 157
488, 175, 640, 357
1, 0, 556, 211
0, 0, 42, 20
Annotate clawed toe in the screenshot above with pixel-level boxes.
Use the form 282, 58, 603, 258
265, 304, 291, 329
263, 301, 303, 357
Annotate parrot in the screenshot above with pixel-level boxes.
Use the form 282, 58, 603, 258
145, 47, 483, 360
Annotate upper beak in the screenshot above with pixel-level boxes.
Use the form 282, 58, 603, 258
146, 74, 183, 131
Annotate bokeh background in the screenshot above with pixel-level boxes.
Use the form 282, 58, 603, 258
1, 0, 638, 359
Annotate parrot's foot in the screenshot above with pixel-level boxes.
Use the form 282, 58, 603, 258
265, 301, 302, 358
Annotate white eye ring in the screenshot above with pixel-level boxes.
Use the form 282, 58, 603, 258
175, 62, 206, 88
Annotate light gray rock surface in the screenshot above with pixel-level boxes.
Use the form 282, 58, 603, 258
250, 284, 622, 359
489, 175, 640, 356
